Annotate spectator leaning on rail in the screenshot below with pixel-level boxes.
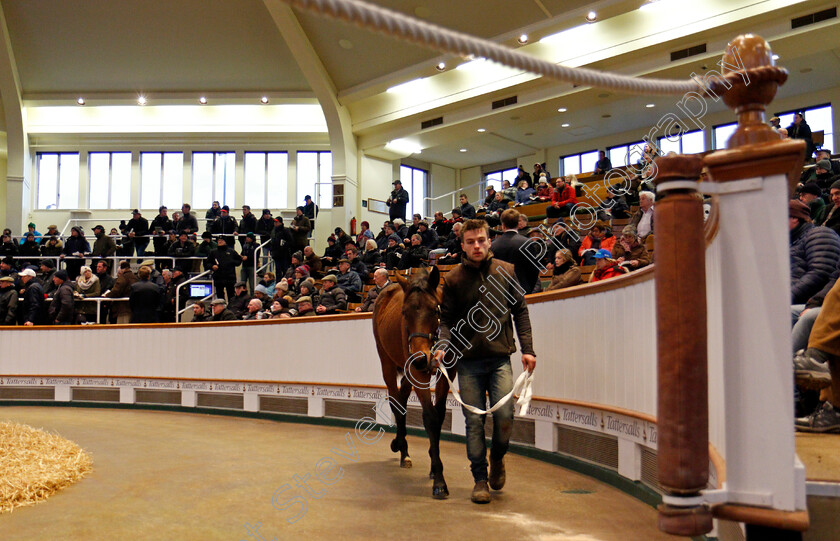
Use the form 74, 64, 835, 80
789, 199, 840, 305
48, 270, 74, 325
90, 225, 117, 259
589, 249, 624, 283
176, 204, 199, 235
433, 218, 536, 505
61, 226, 90, 280
256, 209, 275, 246
127, 209, 151, 257
612, 225, 651, 271
210, 298, 237, 321
316, 274, 347, 314
18, 233, 40, 268
17, 268, 46, 326
0, 276, 17, 325
356, 268, 391, 313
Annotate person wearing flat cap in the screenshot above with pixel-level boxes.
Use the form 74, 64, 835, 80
790, 199, 840, 305
210, 298, 237, 321
316, 274, 347, 314
48, 270, 75, 325
0, 275, 17, 325
386, 179, 410, 222
292, 295, 316, 317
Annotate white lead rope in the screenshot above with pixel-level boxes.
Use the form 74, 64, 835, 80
437, 364, 534, 416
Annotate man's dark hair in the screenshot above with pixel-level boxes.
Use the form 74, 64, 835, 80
138, 266, 152, 280
159, 205, 167, 212
451, 208, 462, 217
183, 203, 191, 210
119, 261, 131, 270
500, 209, 520, 229
460, 219, 489, 239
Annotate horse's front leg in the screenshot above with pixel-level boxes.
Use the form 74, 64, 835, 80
416, 386, 448, 499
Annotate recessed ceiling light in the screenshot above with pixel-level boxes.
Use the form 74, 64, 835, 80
76, 97, 85, 106
561, 123, 570, 128
646, 103, 655, 108
260, 96, 269, 104
338, 39, 353, 50
137, 96, 147, 106
477, 128, 486, 133
198, 96, 207, 105
436, 62, 446, 71
518, 34, 528, 44
772, 54, 779, 61
586, 11, 597, 22
460, 148, 468, 152
557, 107, 567, 113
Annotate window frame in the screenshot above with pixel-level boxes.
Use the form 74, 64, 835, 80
36, 152, 80, 210
244, 151, 289, 210
192, 151, 237, 209
140, 151, 185, 211
296, 150, 332, 210
559, 149, 598, 177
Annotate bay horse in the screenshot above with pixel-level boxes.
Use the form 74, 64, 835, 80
372, 265, 452, 499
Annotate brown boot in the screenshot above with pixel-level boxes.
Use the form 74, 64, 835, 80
471, 480, 491, 503
489, 458, 506, 490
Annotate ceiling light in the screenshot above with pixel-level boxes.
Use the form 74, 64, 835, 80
385, 139, 422, 155
557, 107, 567, 113
477, 128, 486, 133
198, 96, 207, 105
772, 54, 779, 61
518, 34, 528, 44
76, 97, 85, 106
338, 39, 353, 50
436, 62, 446, 71
260, 96, 269, 104
137, 96, 147, 106
586, 11, 597, 22
646, 103, 655, 108
460, 148, 468, 152
561, 123, 570, 128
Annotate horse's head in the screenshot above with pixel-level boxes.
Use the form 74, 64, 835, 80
395, 266, 441, 373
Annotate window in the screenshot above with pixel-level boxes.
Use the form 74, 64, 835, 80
37, 153, 80, 210
399, 165, 428, 218
774, 104, 834, 153
657, 129, 705, 155
713, 123, 737, 150
297, 151, 332, 210
608, 141, 645, 169
192, 152, 236, 209
484, 167, 517, 192
560, 150, 599, 176
244, 152, 288, 210
141, 152, 184, 210
89, 152, 131, 209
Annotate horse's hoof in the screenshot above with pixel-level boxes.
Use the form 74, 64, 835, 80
432, 485, 449, 500
390, 439, 399, 453
401, 457, 412, 468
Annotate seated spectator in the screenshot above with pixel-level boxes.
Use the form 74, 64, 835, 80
296, 279, 318, 305
48, 270, 74, 325
406, 214, 423, 239
815, 179, 840, 235
316, 274, 347, 314
517, 213, 531, 237
18, 233, 41, 267
612, 225, 651, 270
20, 223, 41, 245
292, 296, 316, 317
0, 232, 18, 258
345, 246, 369, 277
361, 239, 382, 274
392, 219, 408, 240
333, 227, 353, 249
74, 265, 101, 322
290, 265, 310, 296
303, 246, 323, 278
515, 165, 532, 188
0, 257, 16, 282
417, 221, 439, 249
629, 191, 655, 240
321, 235, 341, 266
268, 298, 292, 319
594, 150, 612, 175
229, 281, 252, 318
545, 177, 578, 220
812, 160, 836, 192
242, 298, 265, 320
545, 249, 581, 291
533, 176, 553, 202
438, 222, 464, 265
40, 236, 63, 257
597, 184, 631, 222
514, 180, 536, 205
259, 271, 277, 297
190, 300, 209, 322
400, 234, 430, 270
285, 252, 304, 282
253, 284, 272, 309
210, 298, 237, 321
104, 261, 137, 324
484, 191, 509, 226
168, 231, 196, 260
589, 249, 624, 283
431, 211, 452, 238
16, 268, 45, 326
450, 208, 464, 224
481, 185, 497, 209
336, 259, 362, 301
129, 266, 161, 323
459, 194, 476, 219
40, 225, 59, 245
0, 276, 17, 325
274, 276, 289, 299
356, 268, 391, 312
39, 259, 57, 296
579, 222, 617, 266
501, 180, 517, 202
383, 235, 405, 269
800, 183, 825, 219
789, 200, 840, 305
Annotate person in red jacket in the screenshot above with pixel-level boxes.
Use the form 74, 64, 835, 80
589, 249, 624, 283
545, 177, 578, 220
578, 222, 617, 265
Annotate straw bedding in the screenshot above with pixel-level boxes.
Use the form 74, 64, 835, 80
0, 421, 92, 513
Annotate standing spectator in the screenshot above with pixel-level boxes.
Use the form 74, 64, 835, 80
16, 268, 45, 326
386, 180, 410, 222
161, 266, 188, 323
459, 194, 476, 219
195, 231, 217, 270
356, 268, 391, 312
303, 195, 319, 221
515, 165, 532, 188
290, 207, 311, 253
151, 206, 173, 256
91, 225, 117, 259
104, 261, 137, 324
594, 150, 612, 175
206, 236, 243, 302
240, 233, 257, 292
629, 191, 656, 241
61, 226, 90, 279
176, 204, 199, 235
48, 270, 75, 325
589, 249, 624, 283
129, 266, 161, 323
316, 274, 347, 314
0, 276, 17, 324
545, 177, 578, 220
256, 209, 275, 246
205, 201, 222, 230
211, 205, 238, 246
788, 112, 814, 159
490, 209, 540, 293
545, 249, 581, 291
790, 200, 840, 304
127, 209, 150, 257
39, 260, 58, 297
239, 205, 257, 246
612, 225, 651, 270
152, 228, 170, 271
209, 298, 237, 321
94, 260, 114, 292
74, 266, 100, 322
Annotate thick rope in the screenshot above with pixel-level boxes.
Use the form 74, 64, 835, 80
437, 364, 534, 416
282, 0, 702, 96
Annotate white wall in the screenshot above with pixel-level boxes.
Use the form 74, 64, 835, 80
429, 163, 456, 216
358, 153, 393, 228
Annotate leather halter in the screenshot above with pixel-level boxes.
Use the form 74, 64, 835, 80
406, 306, 441, 355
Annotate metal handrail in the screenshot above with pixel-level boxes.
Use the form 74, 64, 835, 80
175, 269, 213, 323
252, 239, 272, 289
422, 178, 488, 219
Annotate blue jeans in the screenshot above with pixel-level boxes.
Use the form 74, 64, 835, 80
457, 357, 514, 482
792, 305, 821, 354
